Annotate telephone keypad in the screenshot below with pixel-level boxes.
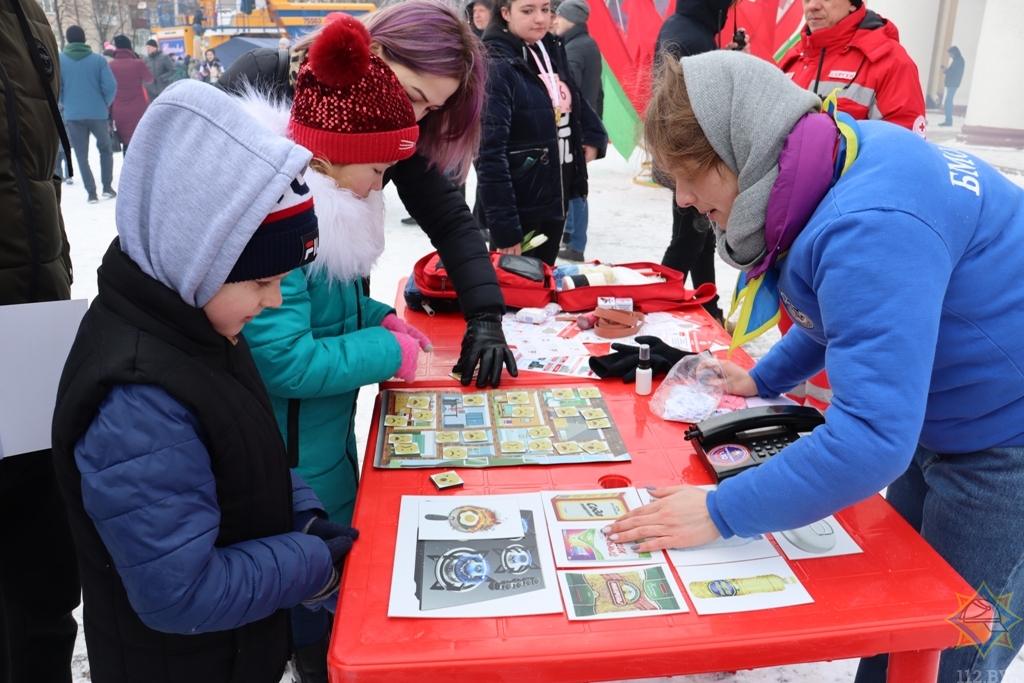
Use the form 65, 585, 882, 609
749, 434, 798, 462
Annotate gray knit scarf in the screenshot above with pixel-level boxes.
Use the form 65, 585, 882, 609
681, 51, 821, 271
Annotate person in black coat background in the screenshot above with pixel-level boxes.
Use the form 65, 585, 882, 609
477, 0, 607, 266
654, 0, 735, 322
217, 1, 518, 388
940, 45, 965, 127
553, 0, 602, 262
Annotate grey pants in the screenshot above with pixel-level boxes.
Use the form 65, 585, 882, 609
66, 118, 113, 197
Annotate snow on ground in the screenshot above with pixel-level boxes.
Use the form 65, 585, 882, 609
61, 113, 1024, 681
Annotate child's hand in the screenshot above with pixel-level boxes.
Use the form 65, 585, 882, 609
382, 313, 432, 351
388, 330, 421, 382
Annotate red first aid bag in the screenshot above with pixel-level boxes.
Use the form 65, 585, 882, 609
555, 262, 717, 313
407, 251, 555, 313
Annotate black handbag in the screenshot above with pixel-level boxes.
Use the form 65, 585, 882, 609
109, 119, 122, 153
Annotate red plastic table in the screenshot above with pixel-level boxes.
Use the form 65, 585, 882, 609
327, 287, 972, 683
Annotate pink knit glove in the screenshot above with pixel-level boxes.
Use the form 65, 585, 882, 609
388, 330, 420, 382
382, 314, 433, 352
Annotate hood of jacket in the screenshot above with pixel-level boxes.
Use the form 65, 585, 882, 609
112, 47, 139, 59
800, 7, 901, 63
562, 23, 590, 44
482, 25, 560, 65
482, 24, 529, 57
63, 42, 93, 60
116, 79, 312, 308
674, 0, 733, 33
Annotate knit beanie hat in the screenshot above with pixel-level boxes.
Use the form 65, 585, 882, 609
680, 50, 820, 270
288, 14, 419, 165
113, 34, 132, 50
226, 172, 319, 283
557, 0, 590, 25
146, 39, 159, 48
66, 25, 86, 44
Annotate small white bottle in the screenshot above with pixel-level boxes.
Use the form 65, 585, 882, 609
635, 343, 652, 396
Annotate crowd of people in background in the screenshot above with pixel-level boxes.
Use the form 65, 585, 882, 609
3, 1, 1003, 683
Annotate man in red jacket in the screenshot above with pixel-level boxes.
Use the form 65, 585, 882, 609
774, 0, 926, 412
779, 0, 927, 137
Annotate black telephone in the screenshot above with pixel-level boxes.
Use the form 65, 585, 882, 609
684, 405, 825, 482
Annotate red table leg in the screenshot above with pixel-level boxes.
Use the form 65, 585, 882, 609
887, 649, 941, 683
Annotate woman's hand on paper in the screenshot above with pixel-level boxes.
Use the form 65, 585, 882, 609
497, 244, 522, 256
603, 485, 721, 551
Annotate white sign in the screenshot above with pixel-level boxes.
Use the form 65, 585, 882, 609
0, 300, 87, 457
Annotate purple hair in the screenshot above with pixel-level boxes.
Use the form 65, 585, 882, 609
363, 1, 486, 180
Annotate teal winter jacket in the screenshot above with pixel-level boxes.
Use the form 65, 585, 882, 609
246, 269, 402, 523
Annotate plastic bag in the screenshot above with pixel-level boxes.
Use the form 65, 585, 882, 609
649, 350, 726, 423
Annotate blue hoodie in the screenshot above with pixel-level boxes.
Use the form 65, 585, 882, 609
707, 121, 1024, 539
58, 42, 117, 120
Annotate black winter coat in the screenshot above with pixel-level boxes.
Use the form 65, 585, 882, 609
217, 48, 503, 316
944, 47, 965, 89
0, 0, 73, 305
478, 27, 607, 248
655, 0, 733, 63
563, 23, 603, 117
52, 241, 295, 683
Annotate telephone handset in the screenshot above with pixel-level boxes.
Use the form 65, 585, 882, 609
684, 405, 825, 482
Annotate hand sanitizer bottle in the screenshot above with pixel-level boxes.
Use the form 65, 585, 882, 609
636, 343, 652, 396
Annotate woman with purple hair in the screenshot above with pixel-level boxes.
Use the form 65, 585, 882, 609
219, 0, 517, 390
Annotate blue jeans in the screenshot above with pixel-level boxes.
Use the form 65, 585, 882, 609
66, 118, 113, 197
944, 86, 958, 124
855, 444, 1024, 683
563, 197, 588, 252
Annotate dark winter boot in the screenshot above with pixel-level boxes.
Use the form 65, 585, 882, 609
291, 634, 330, 683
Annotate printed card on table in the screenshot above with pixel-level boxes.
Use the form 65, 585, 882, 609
390, 492, 562, 618
676, 556, 813, 615
769, 516, 863, 560
540, 489, 666, 567
558, 564, 689, 620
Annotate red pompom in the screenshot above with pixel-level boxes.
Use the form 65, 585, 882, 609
306, 14, 372, 90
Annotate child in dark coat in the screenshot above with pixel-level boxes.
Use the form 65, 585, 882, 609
51, 79, 356, 683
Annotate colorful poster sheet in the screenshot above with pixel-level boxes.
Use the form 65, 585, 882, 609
558, 564, 689, 620
373, 387, 631, 468
388, 493, 562, 618
540, 488, 666, 567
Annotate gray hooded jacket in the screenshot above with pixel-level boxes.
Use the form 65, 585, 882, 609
116, 79, 312, 308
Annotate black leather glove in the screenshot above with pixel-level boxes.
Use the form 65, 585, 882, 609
589, 335, 694, 383
453, 311, 518, 388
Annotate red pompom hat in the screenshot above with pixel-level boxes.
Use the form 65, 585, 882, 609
288, 14, 419, 165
